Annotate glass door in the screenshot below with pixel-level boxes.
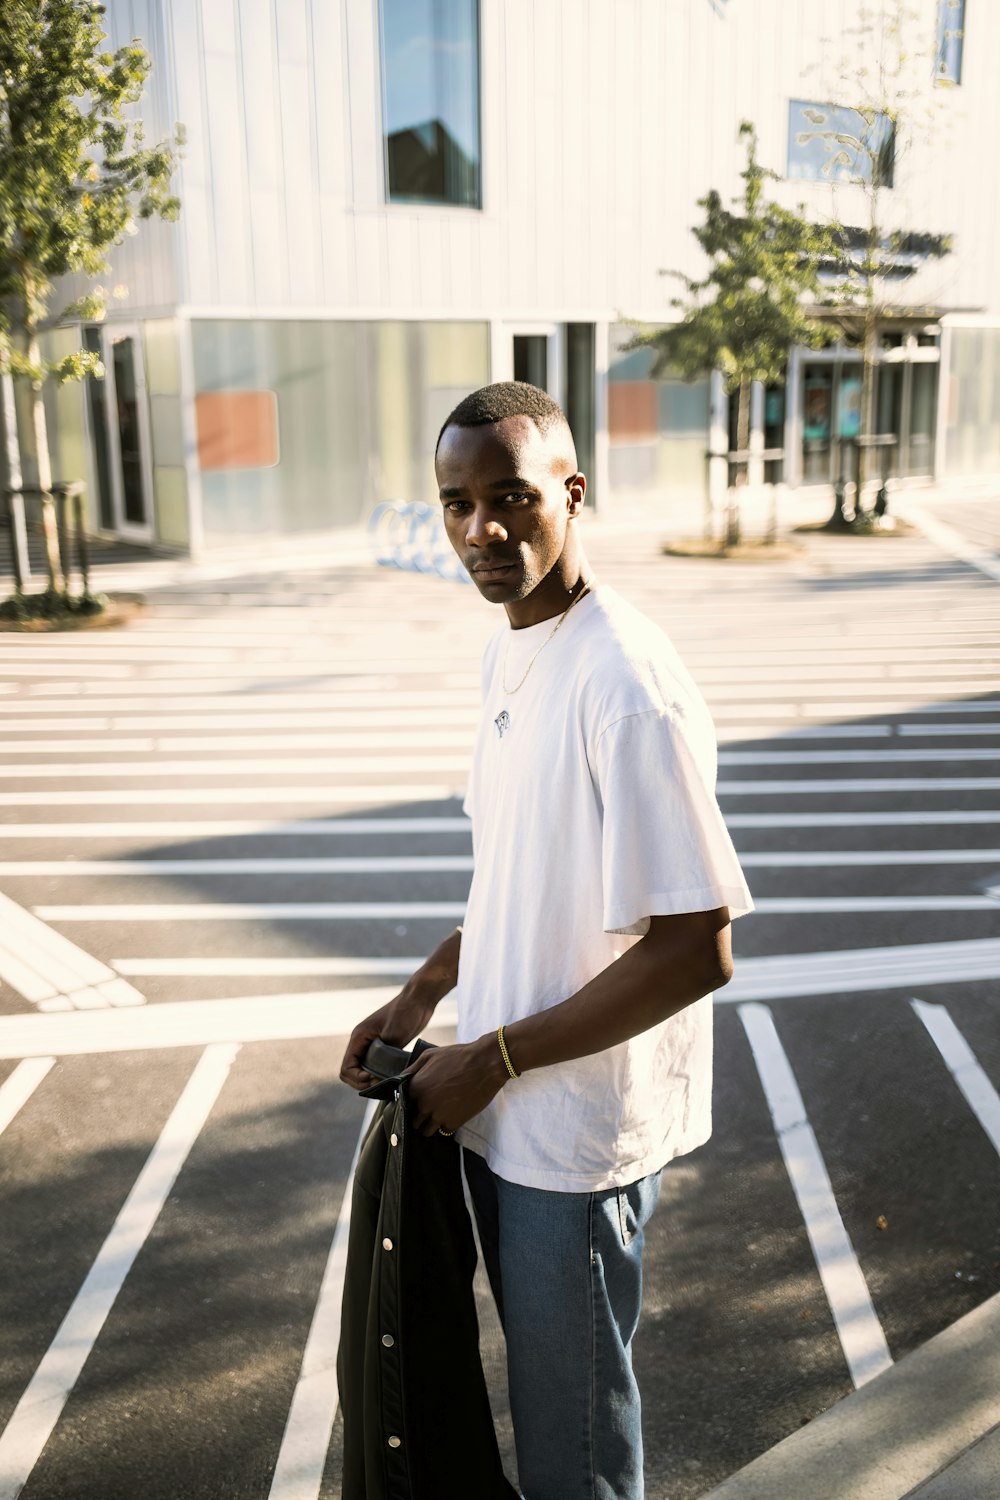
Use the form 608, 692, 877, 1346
102, 325, 154, 542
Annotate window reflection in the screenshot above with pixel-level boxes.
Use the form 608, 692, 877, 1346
382, 0, 481, 207
787, 100, 895, 187
935, 0, 965, 84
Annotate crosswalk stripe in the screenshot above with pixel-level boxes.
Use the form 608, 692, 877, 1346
910, 1002, 1000, 1156
0, 756, 473, 778
721, 938, 1000, 1002
2, 811, 998, 838
0, 819, 475, 838
106, 937, 1000, 992
0, 787, 463, 807
0, 780, 996, 809
0, 1059, 55, 1137
111, 956, 429, 977
2, 848, 997, 876
268, 1099, 377, 1500
28, 896, 1000, 922
739, 1004, 893, 1388
0, 988, 446, 1059
0, 1044, 239, 1498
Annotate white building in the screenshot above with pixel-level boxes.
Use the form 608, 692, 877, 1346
33, 0, 1000, 554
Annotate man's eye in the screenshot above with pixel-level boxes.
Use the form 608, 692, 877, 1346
502, 492, 531, 503
443, 500, 469, 513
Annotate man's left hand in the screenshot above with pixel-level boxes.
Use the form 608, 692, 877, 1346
404, 1037, 509, 1137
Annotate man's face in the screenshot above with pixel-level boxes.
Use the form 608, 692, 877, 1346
435, 415, 585, 605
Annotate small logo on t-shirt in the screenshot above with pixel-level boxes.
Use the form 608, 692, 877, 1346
494, 709, 511, 739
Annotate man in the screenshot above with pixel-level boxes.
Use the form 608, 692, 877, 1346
341, 381, 752, 1499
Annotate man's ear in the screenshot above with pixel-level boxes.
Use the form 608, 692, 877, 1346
566, 472, 586, 515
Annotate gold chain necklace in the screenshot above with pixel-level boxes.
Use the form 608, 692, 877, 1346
500, 580, 595, 698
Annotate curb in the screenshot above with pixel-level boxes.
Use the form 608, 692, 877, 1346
701, 1292, 1000, 1500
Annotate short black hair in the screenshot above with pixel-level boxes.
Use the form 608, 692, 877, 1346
436, 381, 570, 456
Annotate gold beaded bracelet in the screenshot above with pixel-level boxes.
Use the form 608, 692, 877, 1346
497, 1025, 520, 1080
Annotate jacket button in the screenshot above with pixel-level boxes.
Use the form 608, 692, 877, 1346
382, 1237, 393, 1251
388, 1435, 401, 1449
390, 1133, 399, 1147
381, 1333, 395, 1348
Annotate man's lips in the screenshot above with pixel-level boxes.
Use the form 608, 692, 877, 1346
470, 560, 518, 577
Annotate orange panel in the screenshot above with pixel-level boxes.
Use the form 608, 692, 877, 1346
196, 391, 279, 471
608, 382, 658, 442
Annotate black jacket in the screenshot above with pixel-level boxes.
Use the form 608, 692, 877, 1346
337, 1061, 517, 1500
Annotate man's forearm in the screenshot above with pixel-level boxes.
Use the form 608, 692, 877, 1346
497, 912, 731, 1078
404, 924, 462, 1010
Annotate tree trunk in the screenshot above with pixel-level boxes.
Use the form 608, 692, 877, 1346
0, 340, 30, 589
725, 374, 751, 549
27, 332, 65, 595
858, 323, 877, 513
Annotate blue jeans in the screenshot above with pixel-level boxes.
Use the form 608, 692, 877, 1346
463, 1149, 662, 1500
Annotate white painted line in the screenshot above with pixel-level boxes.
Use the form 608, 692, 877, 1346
0, 756, 472, 779
0, 786, 463, 807
5, 691, 996, 716
740, 850, 1000, 867
0, 779, 996, 811
268, 1099, 377, 1500
0, 1058, 55, 1136
718, 779, 1000, 795
911, 1001, 1000, 1156
720, 938, 1000, 1003
112, 957, 428, 977
0, 1044, 239, 1498
34, 902, 468, 921
30, 896, 1000, 923
0, 894, 116, 990
17, 687, 480, 707
0, 820, 467, 839
4, 849, 997, 877
2, 857, 465, 875
0, 941, 56, 1005
3, 811, 999, 837
0, 731, 477, 756
0, 662, 134, 678
2, 710, 482, 733
0, 989, 458, 1059
739, 1003, 892, 1389
726, 811, 1000, 828
718, 749, 1000, 765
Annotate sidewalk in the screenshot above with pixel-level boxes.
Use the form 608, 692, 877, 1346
703, 1291, 1000, 1500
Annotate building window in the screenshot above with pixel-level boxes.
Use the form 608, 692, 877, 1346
936, 0, 965, 84
787, 100, 895, 188
381, 0, 481, 207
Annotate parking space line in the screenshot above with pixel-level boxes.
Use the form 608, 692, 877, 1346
911, 1001, 1000, 1156
739, 1003, 893, 1389
0, 1059, 55, 1137
0, 1044, 239, 1499
268, 1100, 376, 1500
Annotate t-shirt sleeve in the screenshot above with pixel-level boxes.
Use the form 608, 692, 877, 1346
595, 707, 754, 936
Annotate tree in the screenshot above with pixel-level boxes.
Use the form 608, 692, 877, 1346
795, 0, 955, 520
630, 122, 837, 549
0, 0, 181, 600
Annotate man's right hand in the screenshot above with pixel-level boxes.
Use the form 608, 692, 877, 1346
339, 990, 437, 1091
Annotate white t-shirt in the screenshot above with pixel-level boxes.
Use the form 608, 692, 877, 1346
454, 584, 753, 1193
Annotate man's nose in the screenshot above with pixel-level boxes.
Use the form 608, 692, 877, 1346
466, 508, 508, 546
